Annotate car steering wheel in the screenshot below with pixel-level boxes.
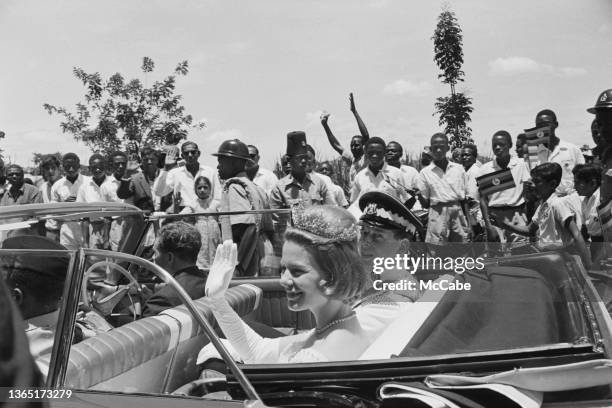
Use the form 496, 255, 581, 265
81, 260, 142, 320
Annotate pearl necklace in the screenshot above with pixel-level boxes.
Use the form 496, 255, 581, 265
315, 312, 357, 335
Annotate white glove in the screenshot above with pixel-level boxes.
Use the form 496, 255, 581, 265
205, 240, 238, 298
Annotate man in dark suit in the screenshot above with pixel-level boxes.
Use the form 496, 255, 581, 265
142, 221, 207, 316
117, 146, 160, 212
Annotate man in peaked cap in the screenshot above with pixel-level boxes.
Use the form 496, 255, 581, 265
269, 131, 334, 258
3, 235, 69, 360
213, 139, 268, 277
354, 191, 424, 340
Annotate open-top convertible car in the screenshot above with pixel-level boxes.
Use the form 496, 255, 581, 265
2, 202, 612, 407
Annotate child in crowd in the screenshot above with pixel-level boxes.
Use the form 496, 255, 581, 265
573, 164, 603, 262
180, 176, 221, 270
495, 162, 591, 269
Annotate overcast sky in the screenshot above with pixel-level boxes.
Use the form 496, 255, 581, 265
1, 0, 611, 169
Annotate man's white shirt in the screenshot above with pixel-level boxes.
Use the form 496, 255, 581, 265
153, 163, 222, 210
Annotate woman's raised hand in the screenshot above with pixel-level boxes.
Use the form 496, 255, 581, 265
206, 240, 238, 298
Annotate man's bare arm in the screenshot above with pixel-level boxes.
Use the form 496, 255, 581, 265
320, 112, 345, 156
350, 92, 369, 141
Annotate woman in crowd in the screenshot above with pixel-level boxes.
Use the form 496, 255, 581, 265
203, 205, 370, 363
179, 176, 221, 270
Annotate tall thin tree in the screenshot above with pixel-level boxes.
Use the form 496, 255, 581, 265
432, 6, 474, 149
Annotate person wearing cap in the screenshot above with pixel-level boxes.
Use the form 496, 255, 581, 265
320, 93, 370, 184
270, 132, 335, 262
0, 164, 42, 206
588, 89, 612, 152
3, 235, 69, 361
214, 139, 268, 277
350, 137, 410, 204
534, 109, 584, 196
51, 153, 87, 250
269, 132, 334, 211
354, 191, 424, 340
153, 141, 222, 212
245, 144, 278, 198
417, 133, 471, 243
476, 131, 531, 247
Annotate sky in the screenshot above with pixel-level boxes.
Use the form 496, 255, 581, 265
1, 0, 611, 170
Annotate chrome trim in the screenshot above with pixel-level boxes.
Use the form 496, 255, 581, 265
80, 248, 264, 403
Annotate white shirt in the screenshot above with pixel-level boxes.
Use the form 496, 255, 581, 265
51, 174, 87, 203
417, 161, 469, 205
40, 181, 54, 204
312, 171, 338, 205
76, 177, 116, 203
252, 167, 278, 197
342, 150, 367, 184
400, 165, 419, 191
548, 140, 585, 196
561, 192, 583, 230
153, 164, 222, 210
330, 183, 348, 207
51, 174, 88, 250
582, 188, 602, 237
350, 163, 409, 203
476, 156, 531, 207
533, 193, 574, 247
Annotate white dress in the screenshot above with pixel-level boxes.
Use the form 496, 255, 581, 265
204, 299, 329, 364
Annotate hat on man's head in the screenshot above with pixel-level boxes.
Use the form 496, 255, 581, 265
286, 131, 308, 157
359, 191, 423, 233
212, 139, 251, 161
1, 235, 69, 279
587, 89, 612, 114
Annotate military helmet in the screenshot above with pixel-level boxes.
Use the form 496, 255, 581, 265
587, 89, 612, 114
212, 139, 250, 161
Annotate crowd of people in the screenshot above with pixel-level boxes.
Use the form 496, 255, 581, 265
4, 88, 612, 375
1, 91, 608, 273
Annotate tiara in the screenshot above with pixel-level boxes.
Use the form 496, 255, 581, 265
291, 205, 359, 242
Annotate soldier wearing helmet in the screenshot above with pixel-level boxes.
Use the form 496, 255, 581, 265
214, 139, 268, 276
588, 89, 612, 152
588, 89, 612, 206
